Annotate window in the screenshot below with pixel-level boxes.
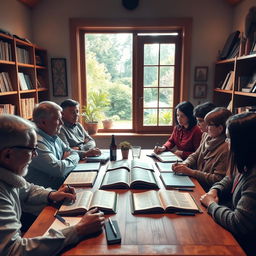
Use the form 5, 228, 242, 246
70, 18, 192, 133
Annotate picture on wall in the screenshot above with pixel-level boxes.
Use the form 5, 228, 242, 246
194, 84, 207, 99
194, 66, 208, 82
51, 58, 68, 97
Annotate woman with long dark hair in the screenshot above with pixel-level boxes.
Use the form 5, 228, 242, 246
200, 112, 256, 256
154, 101, 202, 160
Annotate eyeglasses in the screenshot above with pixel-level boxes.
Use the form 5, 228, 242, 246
10, 145, 38, 154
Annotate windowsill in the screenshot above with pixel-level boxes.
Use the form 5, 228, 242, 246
93, 133, 169, 138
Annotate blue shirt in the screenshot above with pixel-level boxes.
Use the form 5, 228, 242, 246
26, 129, 80, 189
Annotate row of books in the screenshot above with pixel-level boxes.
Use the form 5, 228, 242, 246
0, 104, 15, 115
18, 72, 33, 90
0, 72, 13, 92
0, 40, 12, 61
235, 105, 256, 114
20, 97, 35, 119
219, 71, 234, 90
16, 47, 30, 64
238, 72, 256, 93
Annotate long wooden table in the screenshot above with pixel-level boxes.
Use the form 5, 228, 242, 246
24, 150, 245, 255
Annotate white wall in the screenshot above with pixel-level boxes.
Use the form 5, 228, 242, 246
31, 0, 233, 105
0, 0, 32, 39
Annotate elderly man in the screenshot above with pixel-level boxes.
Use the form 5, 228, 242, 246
59, 99, 101, 157
0, 114, 104, 256
26, 101, 80, 189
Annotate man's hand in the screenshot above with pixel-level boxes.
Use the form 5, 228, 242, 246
153, 146, 166, 154
200, 189, 219, 207
75, 208, 105, 236
62, 151, 71, 159
48, 185, 76, 203
84, 148, 101, 157
172, 164, 193, 176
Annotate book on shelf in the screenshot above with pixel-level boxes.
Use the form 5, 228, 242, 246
149, 151, 182, 163
235, 105, 256, 114
73, 162, 101, 172
20, 98, 35, 119
224, 71, 234, 90
237, 76, 251, 91
58, 190, 118, 215
24, 74, 33, 89
63, 171, 98, 187
155, 162, 175, 172
107, 159, 154, 172
130, 190, 201, 214
18, 72, 28, 90
227, 100, 232, 111
16, 47, 30, 64
100, 167, 159, 189
0, 40, 12, 61
242, 72, 256, 93
0, 72, 13, 92
0, 104, 15, 114
160, 172, 195, 188
86, 151, 110, 164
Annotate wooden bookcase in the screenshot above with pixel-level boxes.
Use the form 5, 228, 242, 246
213, 53, 256, 113
0, 32, 49, 119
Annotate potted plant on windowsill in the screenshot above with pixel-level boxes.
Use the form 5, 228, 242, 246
81, 90, 110, 135
119, 141, 132, 159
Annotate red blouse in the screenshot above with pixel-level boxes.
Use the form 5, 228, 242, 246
163, 125, 202, 160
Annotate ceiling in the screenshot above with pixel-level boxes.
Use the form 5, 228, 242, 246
18, 0, 244, 8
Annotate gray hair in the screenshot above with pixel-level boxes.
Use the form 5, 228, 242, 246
0, 114, 36, 150
33, 101, 62, 124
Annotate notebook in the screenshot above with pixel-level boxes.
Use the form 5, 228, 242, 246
160, 172, 195, 188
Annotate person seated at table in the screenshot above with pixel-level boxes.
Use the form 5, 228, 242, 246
200, 112, 256, 256
154, 101, 202, 160
0, 114, 105, 256
59, 99, 101, 158
193, 101, 216, 133
26, 101, 80, 189
172, 107, 232, 191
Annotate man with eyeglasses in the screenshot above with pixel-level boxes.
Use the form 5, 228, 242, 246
25, 101, 80, 189
0, 114, 104, 256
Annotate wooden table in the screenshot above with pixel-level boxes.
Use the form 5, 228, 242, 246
24, 150, 245, 255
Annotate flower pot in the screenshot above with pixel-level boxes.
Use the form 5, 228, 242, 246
102, 119, 113, 129
121, 148, 129, 159
84, 122, 98, 135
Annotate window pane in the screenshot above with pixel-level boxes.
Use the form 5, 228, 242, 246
159, 108, 173, 125
144, 44, 159, 65
85, 33, 132, 129
160, 44, 175, 65
144, 109, 157, 126
144, 88, 158, 107
159, 88, 173, 107
144, 67, 158, 87
160, 66, 174, 87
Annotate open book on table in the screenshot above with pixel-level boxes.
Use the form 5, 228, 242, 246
160, 172, 195, 188
149, 151, 182, 163
63, 171, 98, 187
73, 162, 101, 172
107, 159, 154, 172
131, 190, 201, 214
100, 168, 159, 189
58, 190, 117, 215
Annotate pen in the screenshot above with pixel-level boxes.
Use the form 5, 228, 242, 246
54, 213, 70, 226
175, 212, 195, 216
65, 184, 75, 205
108, 217, 117, 237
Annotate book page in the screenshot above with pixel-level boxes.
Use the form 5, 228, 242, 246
90, 190, 116, 212
131, 168, 156, 184
156, 162, 174, 172
159, 190, 198, 211
58, 191, 92, 215
133, 190, 162, 211
131, 159, 153, 171
43, 217, 81, 236
107, 159, 130, 171
64, 171, 97, 186
101, 169, 129, 187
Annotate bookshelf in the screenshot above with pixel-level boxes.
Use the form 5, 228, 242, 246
0, 32, 49, 118
213, 53, 256, 113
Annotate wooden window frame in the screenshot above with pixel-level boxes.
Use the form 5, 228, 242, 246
69, 18, 192, 134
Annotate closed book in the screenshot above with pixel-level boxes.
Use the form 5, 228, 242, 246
73, 162, 100, 172
160, 172, 195, 188
105, 220, 121, 244
86, 151, 110, 164
155, 162, 174, 172
149, 151, 182, 163
63, 171, 98, 187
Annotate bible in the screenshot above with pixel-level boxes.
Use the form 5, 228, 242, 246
63, 171, 98, 187
73, 162, 100, 172
149, 151, 182, 163
100, 168, 159, 189
131, 190, 201, 214
58, 190, 118, 215
160, 172, 195, 188
107, 159, 154, 172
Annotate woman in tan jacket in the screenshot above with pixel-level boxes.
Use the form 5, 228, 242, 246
172, 107, 232, 191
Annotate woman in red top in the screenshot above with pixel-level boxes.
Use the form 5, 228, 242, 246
154, 101, 202, 160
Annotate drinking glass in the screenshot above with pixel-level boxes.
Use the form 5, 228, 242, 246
131, 146, 141, 159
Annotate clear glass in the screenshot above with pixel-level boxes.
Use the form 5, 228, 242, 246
131, 146, 141, 159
